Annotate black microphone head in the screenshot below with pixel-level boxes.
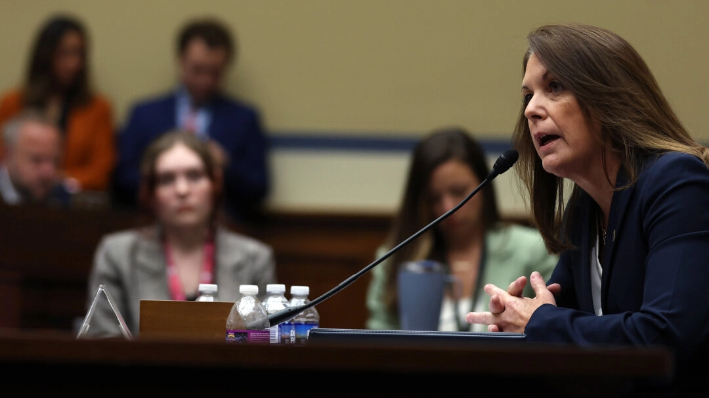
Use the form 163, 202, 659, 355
489, 149, 519, 178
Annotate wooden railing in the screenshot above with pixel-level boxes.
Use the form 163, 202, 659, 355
0, 204, 392, 332
0, 203, 534, 333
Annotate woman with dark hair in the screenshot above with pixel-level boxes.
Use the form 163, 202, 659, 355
366, 126, 557, 331
0, 14, 115, 192
466, 23, 709, 396
85, 131, 275, 338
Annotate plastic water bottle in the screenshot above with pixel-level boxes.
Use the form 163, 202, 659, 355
262, 284, 292, 344
195, 283, 218, 302
289, 285, 319, 345
225, 285, 270, 344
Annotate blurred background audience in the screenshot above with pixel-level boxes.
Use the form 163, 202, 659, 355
0, 3, 702, 335
86, 131, 275, 338
112, 17, 270, 226
0, 14, 115, 199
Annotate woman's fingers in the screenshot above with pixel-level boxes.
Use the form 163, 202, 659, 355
465, 311, 495, 325
547, 283, 561, 296
483, 283, 507, 298
507, 276, 527, 297
490, 294, 504, 314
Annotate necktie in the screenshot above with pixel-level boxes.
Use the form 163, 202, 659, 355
184, 108, 197, 133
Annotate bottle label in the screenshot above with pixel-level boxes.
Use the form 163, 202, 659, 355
269, 325, 279, 344
267, 324, 295, 344
226, 329, 270, 344
280, 322, 294, 344
289, 324, 296, 344
293, 323, 319, 345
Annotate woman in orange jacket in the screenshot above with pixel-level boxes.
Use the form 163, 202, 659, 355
0, 14, 115, 192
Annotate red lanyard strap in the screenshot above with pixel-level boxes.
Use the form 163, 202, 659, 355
164, 236, 215, 301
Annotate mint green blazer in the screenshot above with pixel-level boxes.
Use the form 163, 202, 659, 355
365, 223, 559, 330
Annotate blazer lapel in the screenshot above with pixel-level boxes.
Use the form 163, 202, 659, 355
133, 227, 171, 299
576, 192, 596, 312
214, 227, 248, 302
601, 168, 635, 310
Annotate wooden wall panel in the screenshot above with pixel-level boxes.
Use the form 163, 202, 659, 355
0, 204, 532, 333
0, 205, 392, 332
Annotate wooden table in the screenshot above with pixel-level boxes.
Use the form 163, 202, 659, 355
0, 328, 673, 397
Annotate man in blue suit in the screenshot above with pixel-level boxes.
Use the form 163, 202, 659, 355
112, 18, 269, 224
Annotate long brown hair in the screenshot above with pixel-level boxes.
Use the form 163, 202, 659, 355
382, 126, 501, 314
512, 23, 709, 253
138, 131, 224, 228
22, 15, 92, 110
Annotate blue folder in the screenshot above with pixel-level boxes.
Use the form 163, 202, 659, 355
308, 328, 526, 347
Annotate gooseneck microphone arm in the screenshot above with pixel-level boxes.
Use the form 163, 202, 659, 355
263, 149, 520, 328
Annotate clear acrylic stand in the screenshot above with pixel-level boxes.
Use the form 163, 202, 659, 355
76, 284, 134, 340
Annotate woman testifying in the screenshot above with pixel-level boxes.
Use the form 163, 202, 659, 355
466, 23, 709, 396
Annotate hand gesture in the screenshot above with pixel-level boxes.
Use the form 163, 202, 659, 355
465, 271, 559, 333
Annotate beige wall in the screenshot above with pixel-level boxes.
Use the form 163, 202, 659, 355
1, 1, 707, 138
0, 1, 707, 214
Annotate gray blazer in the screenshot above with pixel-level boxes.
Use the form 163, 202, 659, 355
84, 226, 276, 338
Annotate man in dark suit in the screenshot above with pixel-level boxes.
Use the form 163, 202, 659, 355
112, 18, 269, 224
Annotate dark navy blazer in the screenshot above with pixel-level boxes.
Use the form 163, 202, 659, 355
112, 91, 270, 221
525, 152, 709, 395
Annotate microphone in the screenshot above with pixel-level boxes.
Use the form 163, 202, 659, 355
488, 148, 519, 180
262, 148, 520, 328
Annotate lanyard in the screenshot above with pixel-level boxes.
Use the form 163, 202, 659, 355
163, 234, 215, 301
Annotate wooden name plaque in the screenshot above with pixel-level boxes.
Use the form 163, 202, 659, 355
139, 300, 234, 341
